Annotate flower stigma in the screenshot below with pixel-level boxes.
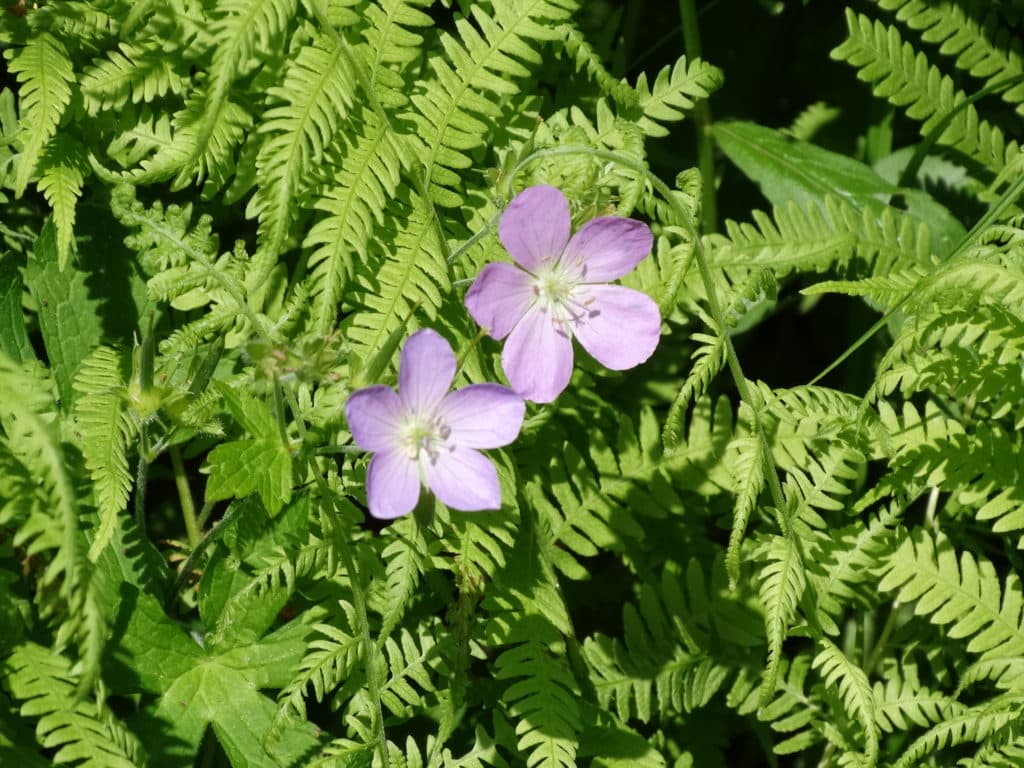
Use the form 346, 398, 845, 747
531, 261, 598, 330
400, 413, 452, 464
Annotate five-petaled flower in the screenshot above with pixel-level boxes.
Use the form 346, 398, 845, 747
344, 329, 525, 519
465, 185, 661, 403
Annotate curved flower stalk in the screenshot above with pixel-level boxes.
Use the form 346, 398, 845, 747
465, 185, 661, 403
345, 329, 525, 519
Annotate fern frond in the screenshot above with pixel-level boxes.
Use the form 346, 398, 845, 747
276, 611, 362, 726
726, 435, 766, 587
189, 0, 298, 176
371, 515, 429, 642
813, 638, 879, 765
757, 531, 807, 701
784, 101, 840, 141
582, 570, 729, 725
891, 695, 1024, 768
879, 530, 1024, 675
756, 654, 825, 755
870, 0, 1024, 113
37, 136, 87, 269
555, 24, 638, 108
633, 55, 723, 138
361, 0, 434, 105
345, 193, 449, 364
873, 663, 964, 732
493, 616, 581, 768
80, 41, 188, 114
5, 643, 142, 767
405, 0, 577, 207
525, 440, 641, 580
249, 33, 354, 263
662, 332, 727, 450
831, 10, 1022, 177
6, 31, 75, 196
72, 346, 135, 561
303, 111, 402, 334
706, 196, 934, 279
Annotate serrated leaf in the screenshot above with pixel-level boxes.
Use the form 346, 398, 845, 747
204, 383, 292, 515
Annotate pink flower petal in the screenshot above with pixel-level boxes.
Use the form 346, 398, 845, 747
438, 384, 525, 449
502, 305, 574, 403
563, 216, 653, 282
366, 448, 421, 519
464, 263, 536, 340
498, 186, 571, 272
571, 285, 661, 370
398, 329, 455, 415
423, 447, 502, 511
345, 385, 403, 452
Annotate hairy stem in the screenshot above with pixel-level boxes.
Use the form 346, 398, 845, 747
679, 0, 717, 233
170, 445, 200, 548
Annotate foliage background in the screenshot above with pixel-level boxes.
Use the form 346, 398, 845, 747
1, 0, 1024, 766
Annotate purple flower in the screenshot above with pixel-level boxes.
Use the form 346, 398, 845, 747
465, 185, 661, 403
344, 329, 525, 519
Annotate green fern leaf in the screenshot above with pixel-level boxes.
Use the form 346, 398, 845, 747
758, 531, 807, 702
5, 31, 74, 196
37, 136, 88, 269
494, 618, 581, 768
80, 41, 188, 114
879, 530, 1024, 670
405, 0, 577, 207
345, 193, 449, 364
189, 0, 298, 176
870, 0, 1024, 113
831, 9, 1021, 176
633, 55, 723, 138
5, 643, 143, 767
361, 0, 434, 105
726, 435, 766, 587
303, 112, 402, 334
891, 695, 1023, 768
813, 638, 879, 766
249, 33, 354, 263
72, 346, 136, 561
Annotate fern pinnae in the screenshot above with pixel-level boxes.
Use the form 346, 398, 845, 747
188, 0, 298, 176
406, 0, 578, 207
832, 10, 1021, 177
813, 637, 879, 766
72, 346, 136, 561
5, 30, 74, 197
726, 434, 765, 588
868, 0, 1024, 113
303, 111, 402, 334
345, 192, 449, 364
250, 32, 354, 267
757, 528, 807, 704
662, 331, 727, 452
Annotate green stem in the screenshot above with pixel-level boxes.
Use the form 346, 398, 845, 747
679, 0, 717, 234
170, 445, 200, 548
318, 476, 391, 768
134, 425, 150, 537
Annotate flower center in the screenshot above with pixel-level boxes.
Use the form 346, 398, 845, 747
400, 413, 451, 464
531, 262, 596, 330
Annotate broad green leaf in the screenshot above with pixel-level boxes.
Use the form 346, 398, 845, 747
0, 251, 33, 364
204, 383, 293, 515
24, 220, 104, 407
714, 120, 965, 256
111, 588, 318, 766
